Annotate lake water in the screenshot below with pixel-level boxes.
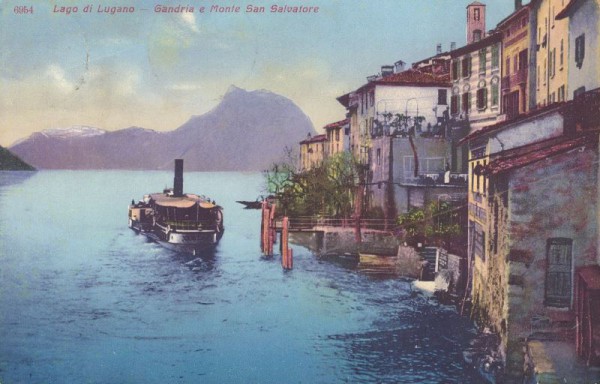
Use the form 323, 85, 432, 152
0, 171, 484, 383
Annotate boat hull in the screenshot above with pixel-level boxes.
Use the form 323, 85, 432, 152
130, 218, 224, 255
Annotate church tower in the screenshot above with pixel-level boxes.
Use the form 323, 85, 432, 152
466, 2, 486, 44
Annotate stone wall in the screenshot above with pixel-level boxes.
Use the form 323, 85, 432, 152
471, 142, 599, 380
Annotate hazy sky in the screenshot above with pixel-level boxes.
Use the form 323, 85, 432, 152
0, 0, 517, 147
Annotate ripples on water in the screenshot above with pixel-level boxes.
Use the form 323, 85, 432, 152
0, 171, 484, 383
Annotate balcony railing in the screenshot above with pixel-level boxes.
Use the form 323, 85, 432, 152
501, 68, 528, 91
401, 173, 468, 187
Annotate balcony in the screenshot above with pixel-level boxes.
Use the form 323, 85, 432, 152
401, 173, 468, 187
501, 68, 528, 91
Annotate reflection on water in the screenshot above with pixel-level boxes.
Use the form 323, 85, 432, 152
0, 171, 484, 384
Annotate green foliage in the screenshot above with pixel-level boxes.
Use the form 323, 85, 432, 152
264, 151, 359, 217
397, 201, 463, 245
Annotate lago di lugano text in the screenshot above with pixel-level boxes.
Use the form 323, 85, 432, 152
51, 4, 320, 15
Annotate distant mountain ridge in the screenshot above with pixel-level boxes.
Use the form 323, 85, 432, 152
10, 86, 316, 171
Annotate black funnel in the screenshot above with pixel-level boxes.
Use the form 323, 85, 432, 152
173, 159, 184, 197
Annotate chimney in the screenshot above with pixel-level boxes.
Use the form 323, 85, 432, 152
451, 42, 456, 51
515, 0, 522, 10
436, 43, 442, 54
381, 65, 394, 77
173, 159, 184, 197
394, 60, 406, 73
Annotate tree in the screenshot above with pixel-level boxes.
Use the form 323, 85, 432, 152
397, 201, 464, 246
263, 151, 360, 217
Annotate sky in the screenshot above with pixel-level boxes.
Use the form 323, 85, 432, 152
0, 0, 517, 147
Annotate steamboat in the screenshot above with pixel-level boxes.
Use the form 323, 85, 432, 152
128, 159, 224, 253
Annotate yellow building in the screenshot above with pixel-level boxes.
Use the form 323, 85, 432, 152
324, 119, 349, 156
535, 0, 570, 106
497, 2, 533, 119
299, 133, 328, 171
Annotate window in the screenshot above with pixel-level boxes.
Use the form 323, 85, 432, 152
506, 57, 511, 76
548, 51, 554, 78
491, 78, 499, 107
560, 39, 564, 68
462, 92, 471, 113
462, 56, 471, 78
545, 238, 572, 307
452, 59, 460, 81
335, 129, 340, 141
503, 90, 520, 118
558, 85, 565, 102
514, 54, 518, 73
473, 30, 482, 42
451, 95, 460, 115
474, 223, 485, 260
438, 89, 448, 105
491, 44, 499, 69
574, 86, 586, 98
477, 88, 488, 110
575, 34, 585, 69
519, 49, 528, 70
474, 8, 480, 21
479, 48, 487, 74
376, 148, 381, 165
551, 48, 556, 77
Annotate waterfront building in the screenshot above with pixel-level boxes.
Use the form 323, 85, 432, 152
324, 119, 349, 156
534, 0, 570, 106
299, 133, 328, 171
496, 1, 536, 119
338, 68, 455, 217
450, 32, 503, 133
556, 0, 600, 98
462, 89, 600, 379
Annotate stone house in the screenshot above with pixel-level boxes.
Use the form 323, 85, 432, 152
462, 90, 600, 379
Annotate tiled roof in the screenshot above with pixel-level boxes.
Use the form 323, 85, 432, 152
374, 69, 450, 87
450, 32, 502, 58
481, 134, 596, 176
460, 102, 568, 144
324, 119, 349, 130
299, 134, 327, 145
337, 70, 449, 107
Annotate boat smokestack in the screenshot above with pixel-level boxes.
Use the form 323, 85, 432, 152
173, 159, 184, 197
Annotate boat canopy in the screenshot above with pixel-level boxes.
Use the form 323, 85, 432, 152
149, 193, 216, 209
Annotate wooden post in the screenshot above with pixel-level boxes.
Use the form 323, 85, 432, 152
261, 200, 274, 256
282, 216, 293, 270
260, 200, 266, 252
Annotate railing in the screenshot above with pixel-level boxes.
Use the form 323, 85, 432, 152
401, 173, 468, 186
501, 68, 528, 91
159, 220, 216, 231
273, 216, 398, 232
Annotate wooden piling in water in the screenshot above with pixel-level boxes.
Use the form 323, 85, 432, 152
261, 200, 274, 256
281, 216, 293, 270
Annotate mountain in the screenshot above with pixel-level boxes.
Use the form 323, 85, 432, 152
9, 86, 316, 171
0, 146, 36, 171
